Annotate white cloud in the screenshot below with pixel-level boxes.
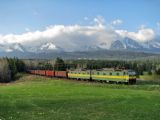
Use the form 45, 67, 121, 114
0, 17, 157, 52
116, 28, 156, 42
93, 16, 105, 27
139, 24, 146, 29
0, 20, 118, 52
111, 19, 123, 25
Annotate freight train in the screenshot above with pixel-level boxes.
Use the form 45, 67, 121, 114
28, 68, 136, 84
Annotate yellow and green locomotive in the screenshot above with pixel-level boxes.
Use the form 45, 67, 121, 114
68, 69, 136, 84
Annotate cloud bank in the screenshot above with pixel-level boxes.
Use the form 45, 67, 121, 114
0, 16, 157, 52
116, 28, 156, 42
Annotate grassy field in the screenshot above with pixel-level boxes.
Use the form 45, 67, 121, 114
0, 74, 160, 120
139, 74, 160, 81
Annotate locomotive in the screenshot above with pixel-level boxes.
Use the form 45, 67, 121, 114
28, 68, 136, 84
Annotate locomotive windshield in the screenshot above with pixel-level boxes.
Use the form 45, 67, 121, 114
128, 71, 136, 76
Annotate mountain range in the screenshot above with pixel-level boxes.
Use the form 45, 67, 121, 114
0, 37, 160, 59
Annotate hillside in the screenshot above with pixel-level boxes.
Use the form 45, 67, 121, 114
0, 74, 160, 120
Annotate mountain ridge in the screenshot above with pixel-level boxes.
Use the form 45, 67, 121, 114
0, 37, 160, 59
0, 49, 159, 60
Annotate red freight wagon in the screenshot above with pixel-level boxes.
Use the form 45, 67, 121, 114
55, 71, 68, 78
38, 70, 46, 76
35, 70, 39, 75
29, 70, 35, 74
31, 70, 35, 74
46, 70, 55, 77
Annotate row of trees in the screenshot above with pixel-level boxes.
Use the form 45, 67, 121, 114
25, 58, 160, 76
25, 57, 66, 71
0, 58, 25, 83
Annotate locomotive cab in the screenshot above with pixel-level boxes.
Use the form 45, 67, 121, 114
128, 70, 136, 84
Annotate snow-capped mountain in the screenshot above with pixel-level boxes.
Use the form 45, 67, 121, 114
38, 42, 63, 52
0, 43, 26, 53
149, 40, 160, 49
109, 38, 145, 50
123, 38, 143, 49
40, 42, 57, 50
110, 40, 126, 50
109, 37, 160, 53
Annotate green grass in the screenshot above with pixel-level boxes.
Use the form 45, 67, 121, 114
0, 74, 160, 120
139, 74, 160, 82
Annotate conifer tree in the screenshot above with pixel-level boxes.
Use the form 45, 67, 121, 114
54, 57, 66, 71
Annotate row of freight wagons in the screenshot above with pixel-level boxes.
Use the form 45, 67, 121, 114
29, 70, 68, 78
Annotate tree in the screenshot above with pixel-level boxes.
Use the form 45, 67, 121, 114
7, 58, 17, 78
54, 57, 66, 71
155, 65, 160, 75
45, 63, 53, 70
14, 58, 26, 72
0, 59, 11, 82
6, 57, 26, 78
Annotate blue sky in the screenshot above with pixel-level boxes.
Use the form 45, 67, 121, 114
0, 0, 160, 34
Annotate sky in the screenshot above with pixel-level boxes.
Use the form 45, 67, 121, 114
0, 0, 160, 52
0, 0, 160, 34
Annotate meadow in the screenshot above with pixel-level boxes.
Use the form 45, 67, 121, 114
0, 74, 160, 120
139, 74, 160, 81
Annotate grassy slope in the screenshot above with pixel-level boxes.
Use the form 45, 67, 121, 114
139, 74, 160, 81
0, 74, 160, 120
